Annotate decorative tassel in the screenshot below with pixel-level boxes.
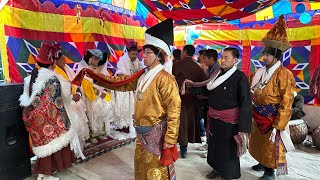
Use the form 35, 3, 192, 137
275, 130, 288, 176
76, 4, 81, 24
99, 9, 105, 28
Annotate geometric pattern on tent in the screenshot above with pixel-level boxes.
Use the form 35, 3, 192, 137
140, 0, 280, 25
6, 37, 130, 79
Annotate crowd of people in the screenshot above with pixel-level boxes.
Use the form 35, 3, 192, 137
20, 15, 305, 180
19, 39, 146, 180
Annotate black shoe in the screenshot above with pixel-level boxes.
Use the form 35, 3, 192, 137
180, 145, 187, 158
259, 169, 275, 180
252, 163, 265, 171
205, 171, 220, 179
180, 151, 187, 159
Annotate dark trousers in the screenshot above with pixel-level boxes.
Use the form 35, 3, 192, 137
195, 100, 208, 137
207, 119, 241, 179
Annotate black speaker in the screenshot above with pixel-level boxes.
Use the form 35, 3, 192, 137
0, 82, 31, 180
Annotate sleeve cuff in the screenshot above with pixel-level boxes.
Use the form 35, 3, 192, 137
164, 136, 177, 145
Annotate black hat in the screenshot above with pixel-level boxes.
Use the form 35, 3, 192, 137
144, 18, 173, 56
262, 47, 282, 59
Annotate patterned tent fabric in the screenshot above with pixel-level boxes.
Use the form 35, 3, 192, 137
139, 0, 281, 25
0, 0, 155, 83
33, 0, 320, 27
173, 13, 320, 104
229, 1, 320, 26
36, 0, 159, 27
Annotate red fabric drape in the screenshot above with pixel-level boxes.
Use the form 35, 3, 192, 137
309, 64, 320, 98
160, 145, 178, 166
242, 45, 251, 76
309, 45, 320, 76
309, 45, 320, 99
7, 47, 23, 83
72, 68, 145, 86
253, 110, 276, 134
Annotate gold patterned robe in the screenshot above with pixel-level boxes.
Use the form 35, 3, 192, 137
96, 69, 181, 180
249, 65, 295, 169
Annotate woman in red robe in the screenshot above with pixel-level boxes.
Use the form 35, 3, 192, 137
19, 43, 76, 180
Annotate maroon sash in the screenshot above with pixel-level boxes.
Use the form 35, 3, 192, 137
207, 106, 239, 124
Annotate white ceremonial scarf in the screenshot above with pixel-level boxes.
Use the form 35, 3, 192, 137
64, 64, 76, 80
136, 64, 163, 93
269, 128, 295, 152
163, 59, 173, 74
115, 53, 144, 75
251, 61, 281, 91
115, 53, 131, 75
206, 65, 237, 91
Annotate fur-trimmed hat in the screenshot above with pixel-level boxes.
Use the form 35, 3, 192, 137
143, 18, 174, 57
261, 15, 291, 53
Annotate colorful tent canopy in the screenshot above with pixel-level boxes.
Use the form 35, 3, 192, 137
35, 0, 159, 27
139, 0, 281, 25
228, 1, 320, 26
32, 0, 320, 27
0, 0, 156, 82
1, 0, 320, 104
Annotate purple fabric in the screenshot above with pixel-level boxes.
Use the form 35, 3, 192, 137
135, 121, 167, 156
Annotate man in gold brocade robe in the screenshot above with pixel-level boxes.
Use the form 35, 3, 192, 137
249, 15, 296, 180
85, 19, 181, 180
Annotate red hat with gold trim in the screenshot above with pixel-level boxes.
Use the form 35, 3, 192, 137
36, 42, 56, 64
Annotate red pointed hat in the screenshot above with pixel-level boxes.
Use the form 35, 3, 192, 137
126, 41, 141, 52
36, 42, 56, 64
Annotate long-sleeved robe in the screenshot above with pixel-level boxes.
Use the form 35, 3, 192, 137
20, 68, 76, 174
172, 57, 208, 147
206, 69, 252, 179
96, 69, 181, 180
249, 65, 295, 169
77, 60, 115, 138
54, 65, 90, 143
